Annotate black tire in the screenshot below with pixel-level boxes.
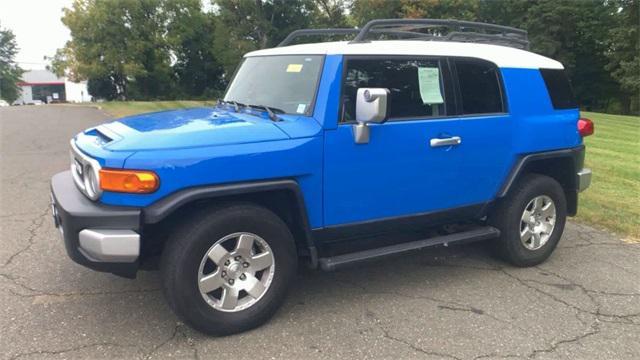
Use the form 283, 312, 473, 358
488, 174, 567, 267
160, 202, 297, 336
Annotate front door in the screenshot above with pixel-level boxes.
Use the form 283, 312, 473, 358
322, 56, 512, 227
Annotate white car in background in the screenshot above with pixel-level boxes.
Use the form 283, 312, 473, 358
0, 100, 10, 107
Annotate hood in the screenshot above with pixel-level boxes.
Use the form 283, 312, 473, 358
95, 107, 291, 151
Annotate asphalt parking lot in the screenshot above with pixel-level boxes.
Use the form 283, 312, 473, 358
1, 105, 639, 359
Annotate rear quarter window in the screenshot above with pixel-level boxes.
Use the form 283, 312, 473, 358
540, 69, 577, 109
454, 58, 505, 115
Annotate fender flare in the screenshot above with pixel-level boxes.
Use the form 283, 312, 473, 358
142, 179, 317, 265
497, 145, 585, 198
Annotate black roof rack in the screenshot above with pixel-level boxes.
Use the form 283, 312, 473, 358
278, 29, 359, 47
277, 18, 529, 50
277, 27, 423, 47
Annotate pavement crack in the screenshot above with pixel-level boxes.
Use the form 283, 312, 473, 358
2, 206, 50, 268
532, 266, 640, 315
559, 242, 637, 250
143, 322, 199, 360
366, 309, 462, 360
500, 267, 594, 315
144, 323, 182, 359
333, 272, 524, 331
0, 273, 160, 299
527, 322, 601, 358
8, 342, 138, 360
0, 272, 43, 295
473, 352, 524, 360
438, 304, 485, 315
144, 322, 200, 360
7, 286, 161, 299
422, 262, 503, 272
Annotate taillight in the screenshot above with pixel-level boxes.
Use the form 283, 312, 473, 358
578, 118, 594, 137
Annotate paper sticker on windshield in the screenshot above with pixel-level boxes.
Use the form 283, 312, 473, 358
296, 104, 307, 114
286, 64, 303, 73
418, 67, 444, 104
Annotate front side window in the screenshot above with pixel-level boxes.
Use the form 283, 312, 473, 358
454, 59, 504, 115
341, 58, 447, 122
224, 55, 323, 115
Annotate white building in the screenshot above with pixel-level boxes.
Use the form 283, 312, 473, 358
14, 69, 89, 105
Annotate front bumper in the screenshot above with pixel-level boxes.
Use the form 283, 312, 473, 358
51, 171, 142, 278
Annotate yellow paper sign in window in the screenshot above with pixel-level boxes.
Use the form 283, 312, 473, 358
286, 64, 303, 73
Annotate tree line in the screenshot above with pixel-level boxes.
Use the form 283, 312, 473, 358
0, 24, 23, 103
1, 0, 638, 114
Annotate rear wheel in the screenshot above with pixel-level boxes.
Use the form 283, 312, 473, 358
161, 203, 297, 335
489, 174, 567, 267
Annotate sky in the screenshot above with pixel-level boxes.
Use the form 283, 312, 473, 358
0, 0, 74, 70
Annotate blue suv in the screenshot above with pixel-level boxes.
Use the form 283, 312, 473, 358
50, 19, 593, 335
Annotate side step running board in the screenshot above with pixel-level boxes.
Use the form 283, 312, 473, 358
318, 226, 500, 271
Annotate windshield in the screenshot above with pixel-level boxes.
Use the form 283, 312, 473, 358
224, 55, 323, 115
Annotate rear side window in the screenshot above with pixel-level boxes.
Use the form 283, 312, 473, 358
454, 59, 504, 115
540, 69, 577, 109
341, 58, 447, 122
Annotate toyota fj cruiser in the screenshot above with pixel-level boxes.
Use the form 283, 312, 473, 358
50, 19, 593, 335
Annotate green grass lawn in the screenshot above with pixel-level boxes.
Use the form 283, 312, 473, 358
94, 102, 639, 239
578, 112, 639, 240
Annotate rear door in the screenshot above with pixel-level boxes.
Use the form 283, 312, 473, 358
322, 56, 512, 227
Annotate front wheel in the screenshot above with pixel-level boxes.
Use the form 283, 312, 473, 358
489, 174, 567, 267
161, 203, 297, 335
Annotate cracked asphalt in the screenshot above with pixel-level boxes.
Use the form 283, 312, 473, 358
1, 105, 639, 360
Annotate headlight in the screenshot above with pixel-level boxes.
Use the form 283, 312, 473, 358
84, 164, 101, 199
70, 140, 103, 200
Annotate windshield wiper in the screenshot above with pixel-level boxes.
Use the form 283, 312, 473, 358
229, 100, 246, 112
247, 104, 284, 122
218, 99, 246, 112
219, 100, 283, 121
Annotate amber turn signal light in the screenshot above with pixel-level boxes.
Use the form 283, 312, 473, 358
99, 169, 159, 193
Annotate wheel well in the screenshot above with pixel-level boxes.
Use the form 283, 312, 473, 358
140, 189, 312, 266
514, 156, 578, 215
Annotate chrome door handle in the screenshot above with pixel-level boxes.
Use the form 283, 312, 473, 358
430, 136, 462, 148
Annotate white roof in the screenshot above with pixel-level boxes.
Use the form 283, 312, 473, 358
246, 40, 563, 69
20, 69, 64, 84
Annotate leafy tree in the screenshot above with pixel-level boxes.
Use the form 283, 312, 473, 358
476, 0, 529, 26
57, 0, 176, 100
165, 0, 224, 98
311, 0, 350, 27
87, 75, 119, 100
212, 0, 316, 76
0, 24, 23, 103
520, 0, 617, 110
350, 0, 402, 26
605, 0, 639, 114
400, 0, 480, 20
48, 45, 76, 79
50, 0, 639, 114
349, 0, 628, 113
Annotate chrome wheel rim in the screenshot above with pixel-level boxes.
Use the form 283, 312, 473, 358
197, 232, 275, 312
520, 195, 556, 250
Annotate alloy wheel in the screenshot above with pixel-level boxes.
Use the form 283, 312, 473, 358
197, 232, 275, 312
520, 195, 556, 250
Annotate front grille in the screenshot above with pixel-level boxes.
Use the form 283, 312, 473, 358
70, 140, 102, 200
